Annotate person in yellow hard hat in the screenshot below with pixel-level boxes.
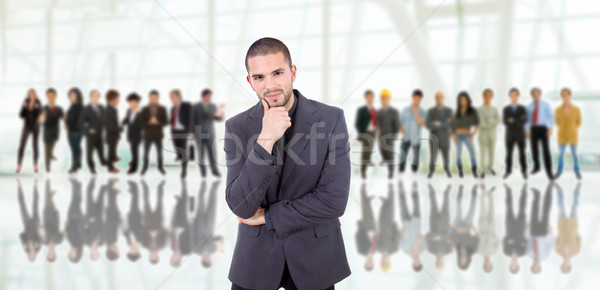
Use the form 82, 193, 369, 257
376, 89, 401, 179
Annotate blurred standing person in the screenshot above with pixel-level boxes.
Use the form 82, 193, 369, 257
16, 88, 42, 173
450, 185, 479, 271
38, 88, 64, 173
503, 184, 528, 274
191, 88, 225, 178
43, 180, 63, 262
398, 181, 426, 272
376, 89, 401, 179
502, 88, 528, 180
525, 87, 554, 180
399, 89, 426, 175
526, 184, 554, 274
477, 89, 500, 178
451, 91, 480, 178
121, 93, 143, 174
65, 87, 85, 174
426, 184, 453, 270
169, 89, 193, 179
140, 90, 168, 176
354, 89, 377, 179
376, 183, 401, 273
82, 89, 107, 174
478, 185, 499, 273
105, 89, 121, 174
555, 182, 581, 274
425, 91, 453, 178
554, 88, 582, 180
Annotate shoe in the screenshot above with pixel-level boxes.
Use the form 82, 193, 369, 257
444, 169, 452, 178
108, 168, 120, 174
212, 171, 221, 178
480, 172, 485, 179
458, 166, 464, 178
522, 171, 528, 180
90, 168, 97, 175
33, 164, 38, 173
427, 171, 434, 179
68, 167, 77, 174
181, 170, 187, 179
576, 172, 582, 180
51, 155, 57, 161
127, 168, 136, 175
114, 157, 122, 163
361, 171, 366, 180
158, 167, 166, 175
503, 172, 511, 179
490, 169, 496, 176
554, 173, 561, 180
140, 168, 147, 176
471, 166, 479, 178
16, 164, 21, 174
530, 168, 540, 175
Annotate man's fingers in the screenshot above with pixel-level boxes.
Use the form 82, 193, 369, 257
261, 98, 269, 112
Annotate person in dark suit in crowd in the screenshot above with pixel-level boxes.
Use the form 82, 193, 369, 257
170, 179, 191, 268
525, 87, 554, 180
123, 180, 143, 262
84, 178, 105, 261
426, 91, 453, 178
354, 89, 377, 179
225, 38, 350, 290
38, 88, 64, 173
83, 89, 107, 174
503, 183, 528, 274
104, 90, 121, 174
503, 87, 528, 180
376, 183, 401, 273
169, 89, 193, 179
43, 180, 63, 262
450, 185, 479, 271
193, 180, 225, 268
191, 88, 225, 178
377, 88, 401, 179
103, 179, 121, 261
121, 93, 143, 174
17, 179, 42, 262
65, 178, 86, 263
355, 183, 377, 272
140, 90, 168, 176
527, 184, 554, 274
66, 87, 86, 174
141, 180, 168, 264
426, 184, 453, 270
16, 89, 42, 173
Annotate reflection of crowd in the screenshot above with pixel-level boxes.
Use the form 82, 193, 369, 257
17, 178, 224, 267
355, 180, 582, 274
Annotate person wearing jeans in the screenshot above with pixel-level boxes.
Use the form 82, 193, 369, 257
399, 89, 426, 174
65, 87, 85, 174
554, 87, 582, 180
451, 91, 480, 178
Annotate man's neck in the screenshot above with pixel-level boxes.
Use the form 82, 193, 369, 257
284, 93, 295, 112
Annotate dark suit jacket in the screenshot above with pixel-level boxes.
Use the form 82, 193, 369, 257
42, 105, 64, 143
191, 101, 222, 136
121, 109, 143, 143
140, 105, 168, 141
354, 105, 375, 134
104, 106, 121, 144
503, 104, 527, 141
170, 101, 193, 133
83, 104, 105, 138
224, 89, 351, 290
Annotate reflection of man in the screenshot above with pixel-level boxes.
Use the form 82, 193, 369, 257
426, 184, 453, 270
478, 185, 499, 273
526, 184, 554, 274
192, 180, 225, 268
169, 89, 193, 179
503, 184, 528, 274
192, 88, 225, 178
399, 181, 425, 272
376, 183, 401, 273
355, 183, 377, 271
354, 90, 377, 179
17, 179, 41, 262
123, 181, 143, 262
555, 183, 581, 274
225, 37, 350, 290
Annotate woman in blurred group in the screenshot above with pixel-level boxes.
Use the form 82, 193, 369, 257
16, 88, 42, 173
65, 87, 85, 174
451, 91, 480, 178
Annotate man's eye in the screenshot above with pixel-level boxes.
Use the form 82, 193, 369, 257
274, 72, 282, 76
254, 76, 262, 80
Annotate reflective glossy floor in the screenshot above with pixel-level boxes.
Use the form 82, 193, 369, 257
1, 166, 597, 290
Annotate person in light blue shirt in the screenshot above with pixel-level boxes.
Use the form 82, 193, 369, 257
399, 89, 427, 174
525, 87, 554, 180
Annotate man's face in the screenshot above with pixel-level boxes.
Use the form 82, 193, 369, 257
90, 91, 99, 104
365, 93, 374, 106
483, 91, 494, 104
128, 100, 139, 109
246, 52, 296, 109
202, 93, 212, 103
47, 92, 56, 104
110, 97, 120, 106
561, 90, 571, 102
412, 95, 422, 107
149, 94, 159, 105
435, 91, 444, 106
170, 93, 180, 105
531, 89, 541, 101
381, 97, 390, 107
510, 92, 519, 103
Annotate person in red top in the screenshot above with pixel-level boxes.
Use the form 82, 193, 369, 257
354, 90, 377, 179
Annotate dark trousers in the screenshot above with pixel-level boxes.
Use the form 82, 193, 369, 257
196, 135, 220, 176
399, 140, 421, 172
505, 136, 527, 174
530, 125, 553, 178
106, 139, 119, 170
231, 262, 335, 290
68, 130, 84, 169
530, 186, 552, 236
399, 189, 421, 221
171, 130, 189, 175
128, 140, 141, 172
17, 125, 39, 165
428, 135, 450, 172
86, 135, 106, 172
505, 185, 527, 237
358, 130, 376, 175
142, 139, 163, 172
44, 140, 56, 171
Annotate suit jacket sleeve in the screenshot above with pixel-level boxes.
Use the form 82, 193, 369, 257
212, 104, 223, 121
224, 120, 279, 219
267, 109, 351, 239
159, 107, 168, 127
425, 108, 434, 131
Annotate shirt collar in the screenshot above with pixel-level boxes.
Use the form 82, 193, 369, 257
288, 90, 298, 118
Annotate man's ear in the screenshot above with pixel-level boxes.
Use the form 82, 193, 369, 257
291, 65, 297, 83
246, 75, 256, 92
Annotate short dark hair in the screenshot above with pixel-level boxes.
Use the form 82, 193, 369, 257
127, 92, 141, 102
68, 87, 84, 105
46, 88, 57, 95
412, 89, 423, 98
561, 87, 572, 95
149, 89, 159, 97
201, 88, 212, 97
530, 87, 541, 95
364, 90, 374, 97
106, 89, 119, 102
483, 88, 493, 95
245, 37, 292, 72
170, 89, 182, 98
509, 87, 520, 95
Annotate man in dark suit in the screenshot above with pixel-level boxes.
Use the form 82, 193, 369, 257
503, 87, 528, 179
225, 38, 350, 290
169, 89, 193, 178
121, 93, 143, 174
140, 90, 168, 175
503, 184, 527, 274
191, 88, 225, 177
104, 89, 121, 174
425, 91, 453, 178
39, 88, 64, 173
354, 89, 377, 179
82, 89, 107, 174
376, 89, 401, 179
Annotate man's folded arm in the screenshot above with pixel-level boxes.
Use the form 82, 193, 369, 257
266, 110, 351, 239
224, 120, 279, 219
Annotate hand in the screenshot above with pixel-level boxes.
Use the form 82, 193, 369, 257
525, 132, 530, 139
483, 118, 488, 124
150, 117, 158, 124
508, 117, 513, 123
89, 129, 95, 134
469, 132, 475, 140
257, 99, 291, 154
547, 129, 552, 137
237, 207, 266, 226
451, 134, 457, 142
431, 120, 438, 126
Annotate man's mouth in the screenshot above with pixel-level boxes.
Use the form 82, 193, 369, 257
265, 92, 282, 99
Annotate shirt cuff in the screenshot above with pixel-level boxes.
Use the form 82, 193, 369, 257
254, 141, 277, 167
264, 208, 274, 231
